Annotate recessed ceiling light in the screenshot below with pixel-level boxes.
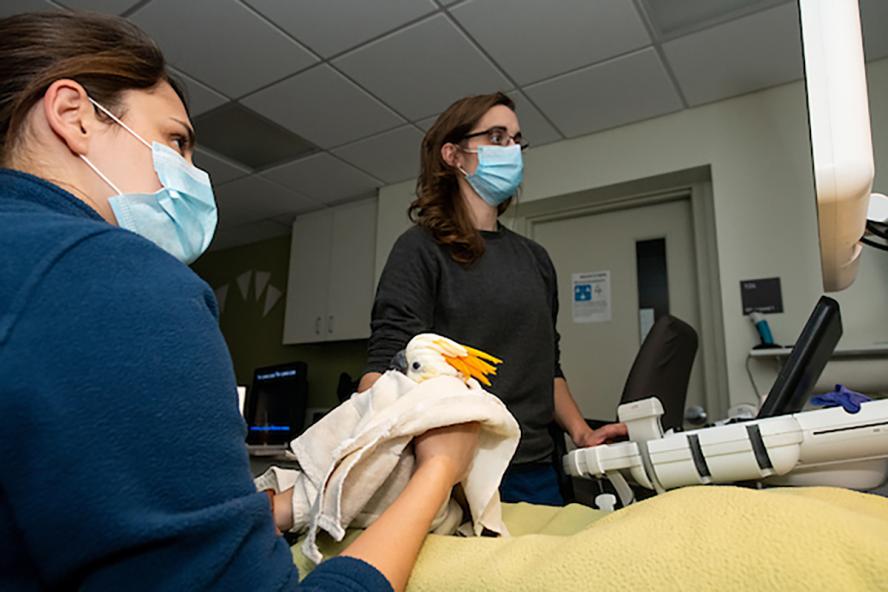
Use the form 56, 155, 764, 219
194, 102, 319, 170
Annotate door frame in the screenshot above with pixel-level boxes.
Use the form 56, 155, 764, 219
509, 166, 729, 419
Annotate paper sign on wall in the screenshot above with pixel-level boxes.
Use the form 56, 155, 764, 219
572, 271, 611, 323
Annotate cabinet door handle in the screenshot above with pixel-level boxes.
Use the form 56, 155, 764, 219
328, 315, 334, 334
315, 316, 321, 335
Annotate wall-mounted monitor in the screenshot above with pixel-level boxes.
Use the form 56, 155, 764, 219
800, 0, 876, 292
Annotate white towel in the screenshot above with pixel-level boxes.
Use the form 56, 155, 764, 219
254, 370, 521, 564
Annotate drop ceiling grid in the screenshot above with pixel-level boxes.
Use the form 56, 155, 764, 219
45, 0, 814, 176
13, 0, 869, 252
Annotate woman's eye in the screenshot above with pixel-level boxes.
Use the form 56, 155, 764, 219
489, 131, 505, 145
170, 135, 186, 154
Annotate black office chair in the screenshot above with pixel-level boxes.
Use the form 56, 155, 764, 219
550, 314, 698, 504
619, 314, 698, 431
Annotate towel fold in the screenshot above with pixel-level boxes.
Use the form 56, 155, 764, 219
255, 370, 521, 563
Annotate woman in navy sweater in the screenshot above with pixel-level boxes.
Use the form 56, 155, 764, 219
0, 11, 477, 592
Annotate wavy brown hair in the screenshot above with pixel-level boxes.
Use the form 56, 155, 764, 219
410, 91, 516, 265
0, 11, 185, 166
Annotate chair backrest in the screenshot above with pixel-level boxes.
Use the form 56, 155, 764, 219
620, 314, 698, 432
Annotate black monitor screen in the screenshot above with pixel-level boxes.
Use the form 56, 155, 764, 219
245, 362, 308, 445
757, 296, 842, 418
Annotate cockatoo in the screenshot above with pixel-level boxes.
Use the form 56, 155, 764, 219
393, 333, 503, 386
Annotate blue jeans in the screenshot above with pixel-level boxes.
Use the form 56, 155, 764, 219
499, 462, 565, 506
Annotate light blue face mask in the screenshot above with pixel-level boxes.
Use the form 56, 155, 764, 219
461, 144, 524, 207
80, 98, 217, 265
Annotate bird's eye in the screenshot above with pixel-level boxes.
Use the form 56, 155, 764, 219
412, 361, 421, 370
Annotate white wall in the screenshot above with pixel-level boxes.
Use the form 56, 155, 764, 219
376, 58, 888, 407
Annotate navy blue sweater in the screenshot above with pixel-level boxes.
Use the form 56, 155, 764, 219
0, 169, 391, 592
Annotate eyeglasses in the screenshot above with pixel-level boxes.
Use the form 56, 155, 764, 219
463, 126, 529, 151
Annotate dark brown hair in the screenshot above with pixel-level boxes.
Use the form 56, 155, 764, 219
411, 91, 516, 265
0, 11, 185, 165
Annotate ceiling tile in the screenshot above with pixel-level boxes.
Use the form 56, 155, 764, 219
128, 0, 318, 97
208, 218, 292, 252
506, 91, 562, 146
0, 1, 57, 18
412, 92, 563, 145
662, 3, 803, 106
334, 14, 511, 120
333, 125, 424, 183
862, 0, 888, 62
451, 0, 650, 85
55, 0, 140, 13
168, 68, 228, 117
194, 147, 251, 185
243, 0, 437, 57
262, 153, 381, 204
271, 212, 299, 227
194, 102, 317, 169
524, 48, 683, 137
415, 115, 439, 131
639, 0, 789, 39
215, 174, 318, 227
241, 65, 405, 149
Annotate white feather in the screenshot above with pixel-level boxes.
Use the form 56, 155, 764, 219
404, 333, 464, 383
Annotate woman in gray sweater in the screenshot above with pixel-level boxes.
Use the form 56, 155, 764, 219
361, 92, 626, 506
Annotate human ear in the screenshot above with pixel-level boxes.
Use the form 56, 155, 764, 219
42, 79, 96, 157
441, 142, 461, 168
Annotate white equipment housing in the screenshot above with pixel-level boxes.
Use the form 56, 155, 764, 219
564, 397, 888, 503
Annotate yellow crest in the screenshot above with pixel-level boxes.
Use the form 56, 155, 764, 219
436, 339, 503, 387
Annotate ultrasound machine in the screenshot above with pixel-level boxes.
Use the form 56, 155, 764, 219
565, 0, 888, 505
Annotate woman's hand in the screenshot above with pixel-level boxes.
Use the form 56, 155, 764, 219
413, 422, 481, 486
571, 422, 628, 449
270, 488, 294, 533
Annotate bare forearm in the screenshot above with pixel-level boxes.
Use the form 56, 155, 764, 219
340, 459, 453, 592
270, 423, 476, 591
269, 466, 448, 592
357, 372, 382, 393
553, 379, 628, 448
553, 377, 587, 441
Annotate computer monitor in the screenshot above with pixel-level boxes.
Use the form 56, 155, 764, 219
800, 0, 877, 292
244, 362, 308, 446
757, 296, 842, 418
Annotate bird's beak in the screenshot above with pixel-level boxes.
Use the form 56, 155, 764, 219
389, 349, 408, 374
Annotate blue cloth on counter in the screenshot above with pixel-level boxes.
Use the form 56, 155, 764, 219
810, 384, 872, 414
0, 169, 390, 592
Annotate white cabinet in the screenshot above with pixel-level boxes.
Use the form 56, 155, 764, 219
283, 198, 377, 344
282, 208, 332, 343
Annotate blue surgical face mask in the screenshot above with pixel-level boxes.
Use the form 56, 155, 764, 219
80, 98, 217, 264
460, 144, 523, 207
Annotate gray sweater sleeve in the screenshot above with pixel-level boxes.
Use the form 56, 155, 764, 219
365, 228, 438, 374
537, 245, 566, 380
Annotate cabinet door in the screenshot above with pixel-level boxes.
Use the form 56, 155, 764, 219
282, 209, 333, 344
326, 198, 377, 341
